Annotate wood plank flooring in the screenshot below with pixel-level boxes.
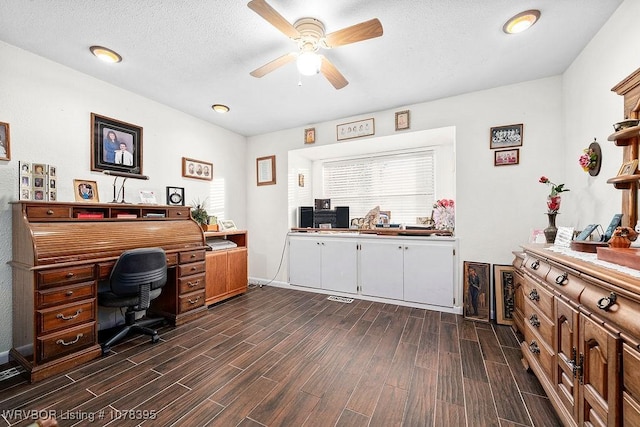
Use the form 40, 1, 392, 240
0, 286, 562, 426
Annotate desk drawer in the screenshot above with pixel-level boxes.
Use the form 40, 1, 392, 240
37, 281, 95, 308
178, 261, 206, 277
37, 300, 96, 335
165, 252, 179, 267
167, 208, 191, 219
37, 265, 95, 289
178, 290, 205, 313
523, 300, 553, 348
38, 322, 96, 363
179, 250, 205, 264
26, 205, 71, 219
178, 273, 205, 294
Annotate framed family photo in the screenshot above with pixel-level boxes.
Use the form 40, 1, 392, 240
337, 118, 375, 141
0, 121, 10, 161
463, 261, 491, 322
91, 113, 143, 176
490, 123, 523, 149
494, 264, 516, 325
182, 157, 213, 180
73, 179, 99, 202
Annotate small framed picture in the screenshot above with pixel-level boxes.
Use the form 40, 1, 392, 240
305, 128, 316, 144
256, 155, 276, 186
139, 190, 158, 204
0, 121, 10, 161
298, 173, 305, 187
182, 157, 213, 180
166, 186, 185, 206
337, 118, 375, 141
494, 148, 519, 166
617, 159, 638, 176
463, 261, 491, 322
315, 198, 331, 210
395, 110, 410, 131
490, 123, 523, 149
219, 219, 237, 231
73, 179, 100, 202
494, 264, 515, 326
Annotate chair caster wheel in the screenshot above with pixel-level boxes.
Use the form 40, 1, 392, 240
151, 334, 160, 344
101, 346, 111, 356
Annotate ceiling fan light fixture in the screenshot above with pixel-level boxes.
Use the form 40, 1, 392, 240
297, 51, 321, 76
211, 104, 230, 113
89, 45, 122, 63
503, 10, 540, 34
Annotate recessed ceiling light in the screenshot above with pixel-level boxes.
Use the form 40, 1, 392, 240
90, 46, 122, 63
503, 10, 540, 34
212, 104, 230, 113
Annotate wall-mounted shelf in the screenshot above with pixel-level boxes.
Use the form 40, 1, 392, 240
606, 174, 640, 189
607, 125, 640, 146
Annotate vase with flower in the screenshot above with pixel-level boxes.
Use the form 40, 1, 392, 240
539, 176, 570, 243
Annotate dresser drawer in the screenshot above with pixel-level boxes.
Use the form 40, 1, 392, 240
546, 264, 585, 301
26, 205, 71, 219
165, 252, 179, 267
178, 290, 206, 313
37, 265, 95, 289
178, 273, 205, 294
580, 282, 640, 337
623, 343, 640, 401
178, 261, 206, 277
523, 254, 550, 281
524, 299, 554, 348
36, 281, 95, 308
523, 325, 554, 379
167, 207, 191, 219
37, 300, 96, 335
522, 278, 554, 318
38, 322, 96, 363
179, 250, 205, 264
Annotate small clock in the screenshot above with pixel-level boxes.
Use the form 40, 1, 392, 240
166, 186, 185, 206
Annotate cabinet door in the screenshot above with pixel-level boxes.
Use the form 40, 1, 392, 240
622, 343, 640, 427
321, 239, 358, 294
555, 298, 580, 422
205, 251, 228, 303
579, 314, 620, 427
288, 237, 322, 288
403, 241, 454, 307
512, 269, 525, 333
360, 240, 404, 299
228, 248, 248, 294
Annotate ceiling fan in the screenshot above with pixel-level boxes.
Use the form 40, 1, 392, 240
247, 0, 383, 89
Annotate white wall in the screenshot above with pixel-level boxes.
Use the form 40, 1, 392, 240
0, 41, 247, 354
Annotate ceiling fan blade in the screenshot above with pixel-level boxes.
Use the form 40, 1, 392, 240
324, 18, 383, 48
320, 56, 348, 90
250, 52, 296, 78
247, 0, 300, 39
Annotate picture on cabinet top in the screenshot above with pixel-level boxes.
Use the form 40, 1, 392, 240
489, 123, 523, 149
463, 261, 491, 323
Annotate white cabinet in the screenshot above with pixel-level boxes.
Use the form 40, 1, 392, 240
288, 235, 358, 293
360, 238, 455, 307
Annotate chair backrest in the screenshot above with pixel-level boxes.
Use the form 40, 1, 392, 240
109, 247, 167, 297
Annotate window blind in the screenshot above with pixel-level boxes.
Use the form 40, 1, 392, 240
322, 150, 435, 224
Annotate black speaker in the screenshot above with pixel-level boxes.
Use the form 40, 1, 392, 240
298, 206, 314, 228
336, 206, 350, 228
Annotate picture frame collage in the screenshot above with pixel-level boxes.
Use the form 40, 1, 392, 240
490, 123, 523, 166
19, 161, 57, 201
463, 260, 515, 325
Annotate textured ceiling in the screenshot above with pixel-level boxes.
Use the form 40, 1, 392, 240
0, 0, 623, 136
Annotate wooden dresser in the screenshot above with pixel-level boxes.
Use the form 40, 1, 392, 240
513, 244, 640, 426
10, 201, 208, 382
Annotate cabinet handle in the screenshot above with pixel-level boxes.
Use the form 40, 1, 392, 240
65, 272, 75, 278
555, 272, 568, 286
528, 289, 540, 302
398, 246, 402, 249
56, 333, 83, 346
528, 314, 540, 328
188, 280, 200, 288
56, 309, 82, 321
47, 209, 54, 215
597, 292, 617, 311
188, 296, 201, 305
65, 291, 74, 296
528, 341, 540, 354
530, 260, 540, 270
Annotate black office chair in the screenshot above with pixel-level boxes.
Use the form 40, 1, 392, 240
98, 247, 167, 355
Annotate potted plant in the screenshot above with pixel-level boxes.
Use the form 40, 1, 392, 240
190, 199, 209, 230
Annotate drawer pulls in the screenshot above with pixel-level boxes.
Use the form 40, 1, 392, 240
569, 348, 584, 382
597, 292, 617, 311
528, 341, 540, 354
47, 209, 54, 215
528, 314, 540, 328
188, 280, 201, 288
65, 272, 75, 278
56, 333, 83, 346
56, 309, 82, 321
555, 272, 568, 286
188, 296, 201, 305
65, 291, 74, 297
528, 289, 540, 302
530, 260, 540, 270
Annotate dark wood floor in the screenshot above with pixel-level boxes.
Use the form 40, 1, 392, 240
0, 286, 562, 426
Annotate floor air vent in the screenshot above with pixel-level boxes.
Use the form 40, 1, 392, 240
327, 295, 354, 303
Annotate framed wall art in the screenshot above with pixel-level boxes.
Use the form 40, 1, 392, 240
91, 113, 143, 176
305, 127, 316, 144
617, 159, 638, 176
0, 121, 10, 161
494, 148, 519, 166
73, 179, 99, 202
395, 110, 410, 131
256, 155, 276, 186
337, 118, 375, 141
463, 261, 491, 322
182, 157, 213, 181
493, 264, 515, 325
490, 123, 523, 149
166, 186, 185, 206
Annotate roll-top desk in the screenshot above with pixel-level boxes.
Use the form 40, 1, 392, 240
10, 201, 208, 382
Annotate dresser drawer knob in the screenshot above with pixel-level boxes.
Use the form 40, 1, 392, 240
528, 314, 540, 327
597, 292, 617, 311
65, 272, 75, 278
56, 309, 82, 321
191, 254, 196, 258
65, 291, 74, 296
56, 333, 83, 346
555, 272, 568, 286
47, 209, 54, 215
188, 296, 201, 305
177, 211, 183, 215
530, 260, 540, 270
528, 289, 540, 302
528, 341, 540, 354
